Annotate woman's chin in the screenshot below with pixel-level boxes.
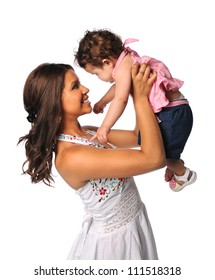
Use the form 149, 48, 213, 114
83, 105, 93, 114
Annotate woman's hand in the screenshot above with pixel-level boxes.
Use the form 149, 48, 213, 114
131, 63, 157, 102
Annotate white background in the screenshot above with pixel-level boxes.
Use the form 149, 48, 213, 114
0, 0, 214, 279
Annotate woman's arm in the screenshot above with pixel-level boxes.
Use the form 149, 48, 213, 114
57, 64, 166, 189
132, 64, 165, 165
83, 124, 139, 148
107, 111, 140, 148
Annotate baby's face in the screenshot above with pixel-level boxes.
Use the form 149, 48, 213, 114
84, 63, 114, 83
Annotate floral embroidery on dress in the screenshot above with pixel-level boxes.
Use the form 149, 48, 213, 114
90, 177, 127, 202
57, 131, 121, 203
57, 133, 107, 149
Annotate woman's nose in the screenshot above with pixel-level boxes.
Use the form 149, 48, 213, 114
81, 85, 89, 94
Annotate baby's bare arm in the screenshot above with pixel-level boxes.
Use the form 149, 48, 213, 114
100, 65, 132, 130
93, 84, 115, 114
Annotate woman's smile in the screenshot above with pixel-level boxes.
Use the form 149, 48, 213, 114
82, 95, 91, 104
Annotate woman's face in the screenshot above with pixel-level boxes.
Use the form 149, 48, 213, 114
61, 69, 91, 118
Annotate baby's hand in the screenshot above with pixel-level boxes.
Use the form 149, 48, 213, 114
93, 102, 106, 114
90, 126, 110, 143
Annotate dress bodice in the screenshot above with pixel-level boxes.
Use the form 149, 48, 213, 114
57, 131, 143, 233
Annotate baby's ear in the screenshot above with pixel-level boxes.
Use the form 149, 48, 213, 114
102, 59, 112, 66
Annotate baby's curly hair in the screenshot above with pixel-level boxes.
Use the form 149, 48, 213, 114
75, 29, 124, 68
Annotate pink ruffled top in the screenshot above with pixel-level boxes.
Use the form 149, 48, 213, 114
112, 39, 184, 113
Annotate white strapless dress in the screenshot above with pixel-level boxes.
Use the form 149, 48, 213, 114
57, 132, 158, 260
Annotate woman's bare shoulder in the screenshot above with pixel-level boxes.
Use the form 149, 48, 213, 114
55, 143, 90, 189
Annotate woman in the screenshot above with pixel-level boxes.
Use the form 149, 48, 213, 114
19, 62, 165, 260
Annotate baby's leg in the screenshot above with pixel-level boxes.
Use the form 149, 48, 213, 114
167, 159, 186, 178
156, 103, 195, 190
165, 159, 185, 182
167, 159, 196, 191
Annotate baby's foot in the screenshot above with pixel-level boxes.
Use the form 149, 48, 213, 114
164, 167, 174, 182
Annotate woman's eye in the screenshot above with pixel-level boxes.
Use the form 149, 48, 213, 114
72, 83, 79, 90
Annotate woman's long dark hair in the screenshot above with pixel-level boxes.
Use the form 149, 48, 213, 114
18, 63, 73, 186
